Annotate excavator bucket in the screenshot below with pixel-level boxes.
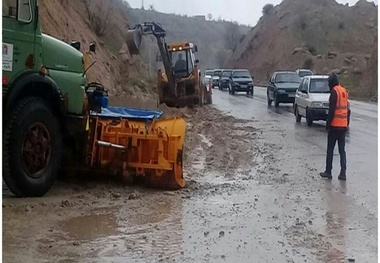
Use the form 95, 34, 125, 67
126, 27, 142, 55
88, 107, 187, 190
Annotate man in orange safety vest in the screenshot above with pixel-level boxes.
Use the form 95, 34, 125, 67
320, 73, 349, 181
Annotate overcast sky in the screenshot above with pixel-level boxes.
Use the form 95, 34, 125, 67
126, 0, 378, 26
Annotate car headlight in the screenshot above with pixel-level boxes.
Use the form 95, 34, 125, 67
311, 101, 323, 108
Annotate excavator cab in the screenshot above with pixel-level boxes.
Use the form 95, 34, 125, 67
170, 43, 198, 78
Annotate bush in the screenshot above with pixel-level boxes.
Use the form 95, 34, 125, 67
262, 4, 274, 15
303, 58, 314, 69
307, 45, 317, 55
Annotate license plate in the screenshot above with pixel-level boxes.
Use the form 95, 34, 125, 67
288, 94, 295, 98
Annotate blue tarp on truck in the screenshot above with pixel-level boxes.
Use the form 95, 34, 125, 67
92, 106, 163, 121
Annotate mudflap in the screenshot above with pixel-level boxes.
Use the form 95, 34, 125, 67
89, 116, 187, 190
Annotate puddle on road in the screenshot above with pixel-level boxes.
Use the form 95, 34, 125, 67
62, 213, 118, 241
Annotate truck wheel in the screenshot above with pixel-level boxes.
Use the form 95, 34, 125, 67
3, 97, 63, 197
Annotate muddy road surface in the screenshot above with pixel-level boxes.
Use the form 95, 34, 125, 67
3, 87, 377, 263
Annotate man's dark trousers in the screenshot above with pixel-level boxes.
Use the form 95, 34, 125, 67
326, 128, 347, 175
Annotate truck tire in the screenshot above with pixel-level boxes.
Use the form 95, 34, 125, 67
3, 97, 63, 197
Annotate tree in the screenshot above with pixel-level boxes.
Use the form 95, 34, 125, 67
224, 22, 241, 52
262, 4, 274, 15
207, 13, 213, 20
149, 4, 155, 11
216, 49, 232, 68
82, 0, 111, 37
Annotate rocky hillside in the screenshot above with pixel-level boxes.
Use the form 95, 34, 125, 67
231, 0, 378, 98
40, 0, 157, 104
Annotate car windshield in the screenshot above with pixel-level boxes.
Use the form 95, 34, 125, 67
299, 71, 313, 78
213, 71, 221, 76
222, 71, 232, 77
275, 73, 300, 83
232, 71, 251, 78
205, 70, 213, 76
309, 79, 330, 93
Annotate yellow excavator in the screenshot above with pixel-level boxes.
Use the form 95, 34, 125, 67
126, 22, 212, 108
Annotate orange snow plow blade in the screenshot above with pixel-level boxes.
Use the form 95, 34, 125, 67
88, 116, 186, 190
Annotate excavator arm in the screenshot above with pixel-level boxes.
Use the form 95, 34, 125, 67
126, 22, 174, 89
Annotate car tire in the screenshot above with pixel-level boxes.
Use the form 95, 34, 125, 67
295, 105, 301, 123
267, 91, 272, 106
306, 108, 313, 126
3, 97, 63, 197
274, 94, 280, 107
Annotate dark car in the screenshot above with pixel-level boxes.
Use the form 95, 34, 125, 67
219, 69, 233, 90
228, 69, 254, 95
267, 71, 301, 107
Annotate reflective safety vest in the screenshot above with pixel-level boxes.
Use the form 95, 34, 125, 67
331, 85, 348, 128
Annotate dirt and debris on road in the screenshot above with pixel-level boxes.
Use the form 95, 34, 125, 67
3, 90, 377, 262
2, 104, 260, 263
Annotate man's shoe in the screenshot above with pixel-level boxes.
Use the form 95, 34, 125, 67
338, 174, 346, 181
320, 171, 332, 179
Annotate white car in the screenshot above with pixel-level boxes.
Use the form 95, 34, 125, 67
294, 75, 351, 127
204, 69, 213, 84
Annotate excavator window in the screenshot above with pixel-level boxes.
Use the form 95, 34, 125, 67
171, 49, 194, 77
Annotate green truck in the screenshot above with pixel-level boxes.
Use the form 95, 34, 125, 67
2, 0, 187, 197
2, 0, 109, 197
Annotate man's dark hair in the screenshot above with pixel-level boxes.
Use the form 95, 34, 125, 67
328, 73, 339, 90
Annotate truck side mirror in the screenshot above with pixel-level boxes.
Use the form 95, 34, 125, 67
90, 43, 96, 53
195, 59, 199, 64
71, 41, 81, 51
194, 45, 198, 52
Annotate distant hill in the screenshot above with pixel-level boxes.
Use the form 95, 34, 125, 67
125, 7, 251, 72
231, 0, 378, 98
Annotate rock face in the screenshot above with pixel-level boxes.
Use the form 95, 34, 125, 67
230, 0, 377, 96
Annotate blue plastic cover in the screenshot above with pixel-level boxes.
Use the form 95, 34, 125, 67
92, 106, 163, 120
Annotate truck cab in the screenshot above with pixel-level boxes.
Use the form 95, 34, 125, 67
2, 0, 107, 197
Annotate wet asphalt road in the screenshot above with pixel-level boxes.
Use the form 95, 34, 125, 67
3, 87, 378, 263
210, 86, 378, 262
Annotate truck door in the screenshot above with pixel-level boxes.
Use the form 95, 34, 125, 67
2, 0, 41, 85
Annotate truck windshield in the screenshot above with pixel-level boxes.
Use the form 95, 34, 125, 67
309, 79, 330, 93
3, 0, 32, 21
3, 0, 17, 17
171, 50, 193, 77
